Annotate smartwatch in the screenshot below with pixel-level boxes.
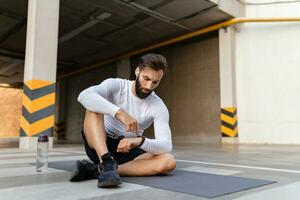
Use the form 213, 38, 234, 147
137, 135, 145, 147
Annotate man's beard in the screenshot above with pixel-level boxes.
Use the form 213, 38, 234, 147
135, 76, 153, 99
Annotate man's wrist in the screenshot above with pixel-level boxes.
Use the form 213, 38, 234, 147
136, 136, 145, 147
111, 105, 121, 118
114, 109, 121, 118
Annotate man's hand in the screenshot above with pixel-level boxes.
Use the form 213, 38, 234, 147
115, 109, 140, 134
117, 137, 143, 153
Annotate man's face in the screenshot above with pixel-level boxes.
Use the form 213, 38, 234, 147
135, 66, 164, 99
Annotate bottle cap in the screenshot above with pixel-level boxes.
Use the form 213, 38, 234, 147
38, 135, 49, 142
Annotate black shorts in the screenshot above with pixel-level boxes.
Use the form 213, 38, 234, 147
81, 130, 146, 165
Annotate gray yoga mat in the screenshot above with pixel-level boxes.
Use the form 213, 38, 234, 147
48, 160, 275, 198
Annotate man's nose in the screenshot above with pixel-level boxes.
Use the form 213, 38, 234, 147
145, 82, 153, 90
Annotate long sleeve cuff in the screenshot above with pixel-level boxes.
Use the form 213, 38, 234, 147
140, 138, 172, 155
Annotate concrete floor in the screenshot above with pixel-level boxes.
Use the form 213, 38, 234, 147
1, 143, 300, 200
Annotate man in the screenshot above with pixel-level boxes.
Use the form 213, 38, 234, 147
71, 53, 176, 188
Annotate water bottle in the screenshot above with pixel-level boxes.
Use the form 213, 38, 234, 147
36, 135, 49, 173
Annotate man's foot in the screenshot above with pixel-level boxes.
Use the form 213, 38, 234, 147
97, 153, 121, 188
70, 160, 99, 182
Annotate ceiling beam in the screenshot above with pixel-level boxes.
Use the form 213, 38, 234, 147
58, 12, 112, 43
113, 0, 193, 31
0, 18, 26, 43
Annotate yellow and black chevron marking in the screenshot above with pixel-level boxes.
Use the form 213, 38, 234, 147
221, 107, 238, 137
20, 80, 55, 137
54, 122, 65, 139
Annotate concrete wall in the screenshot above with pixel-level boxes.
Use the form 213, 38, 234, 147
137, 33, 221, 144
63, 63, 117, 143
0, 88, 22, 138
63, 33, 220, 144
235, 1, 300, 143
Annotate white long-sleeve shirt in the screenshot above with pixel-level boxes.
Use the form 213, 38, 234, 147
77, 78, 172, 155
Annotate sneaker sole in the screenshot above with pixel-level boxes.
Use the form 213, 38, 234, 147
69, 160, 81, 182
97, 178, 122, 188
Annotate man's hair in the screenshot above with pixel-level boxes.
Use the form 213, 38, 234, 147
138, 53, 168, 74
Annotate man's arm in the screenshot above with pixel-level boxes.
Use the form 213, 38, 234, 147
77, 78, 120, 117
139, 102, 172, 155
78, 78, 140, 133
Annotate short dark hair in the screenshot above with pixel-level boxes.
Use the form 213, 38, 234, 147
138, 53, 168, 74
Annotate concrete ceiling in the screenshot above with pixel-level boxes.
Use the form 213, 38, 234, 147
0, 0, 242, 86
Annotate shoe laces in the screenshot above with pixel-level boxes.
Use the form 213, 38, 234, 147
103, 160, 116, 171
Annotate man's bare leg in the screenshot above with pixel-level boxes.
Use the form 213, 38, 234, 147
83, 110, 108, 159
118, 153, 176, 176
82, 110, 176, 177
82, 110, 121, 187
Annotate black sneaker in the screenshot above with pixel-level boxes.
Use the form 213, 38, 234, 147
70, 160, 99, 182
97, 159, 121, 188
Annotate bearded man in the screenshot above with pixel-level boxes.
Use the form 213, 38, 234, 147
71, 53, 176, 188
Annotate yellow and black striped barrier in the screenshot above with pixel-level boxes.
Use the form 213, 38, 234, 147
54, 122, 65, 140
221, 107, 238, 137
20, 80, 55, 137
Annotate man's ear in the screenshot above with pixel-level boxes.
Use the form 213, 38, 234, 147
135, 67, 140, 77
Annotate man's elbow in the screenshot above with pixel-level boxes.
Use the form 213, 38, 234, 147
77, 91, 86, 104
160, 142, 172, 154
165, 143, 172, 153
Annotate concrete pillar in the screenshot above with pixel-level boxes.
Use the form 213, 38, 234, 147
19, 0, 60, 150
209, 0, 245, 17
117, 58, 131, 79
219, 27, 238, 144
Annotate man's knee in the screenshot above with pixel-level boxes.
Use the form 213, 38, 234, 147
85, 110, 104, 119
83, 110, 105, 148
84, 110, 104, 130
155, 153, 176, 174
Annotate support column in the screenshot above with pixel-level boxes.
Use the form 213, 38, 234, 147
219, 26, 238, 144
20, 0, 60, 150
117, 57, 131, 79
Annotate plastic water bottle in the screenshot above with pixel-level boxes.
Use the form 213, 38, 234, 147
36, 135, 49, 173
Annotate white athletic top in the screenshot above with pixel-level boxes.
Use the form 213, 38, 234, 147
77, 78, 172, 155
